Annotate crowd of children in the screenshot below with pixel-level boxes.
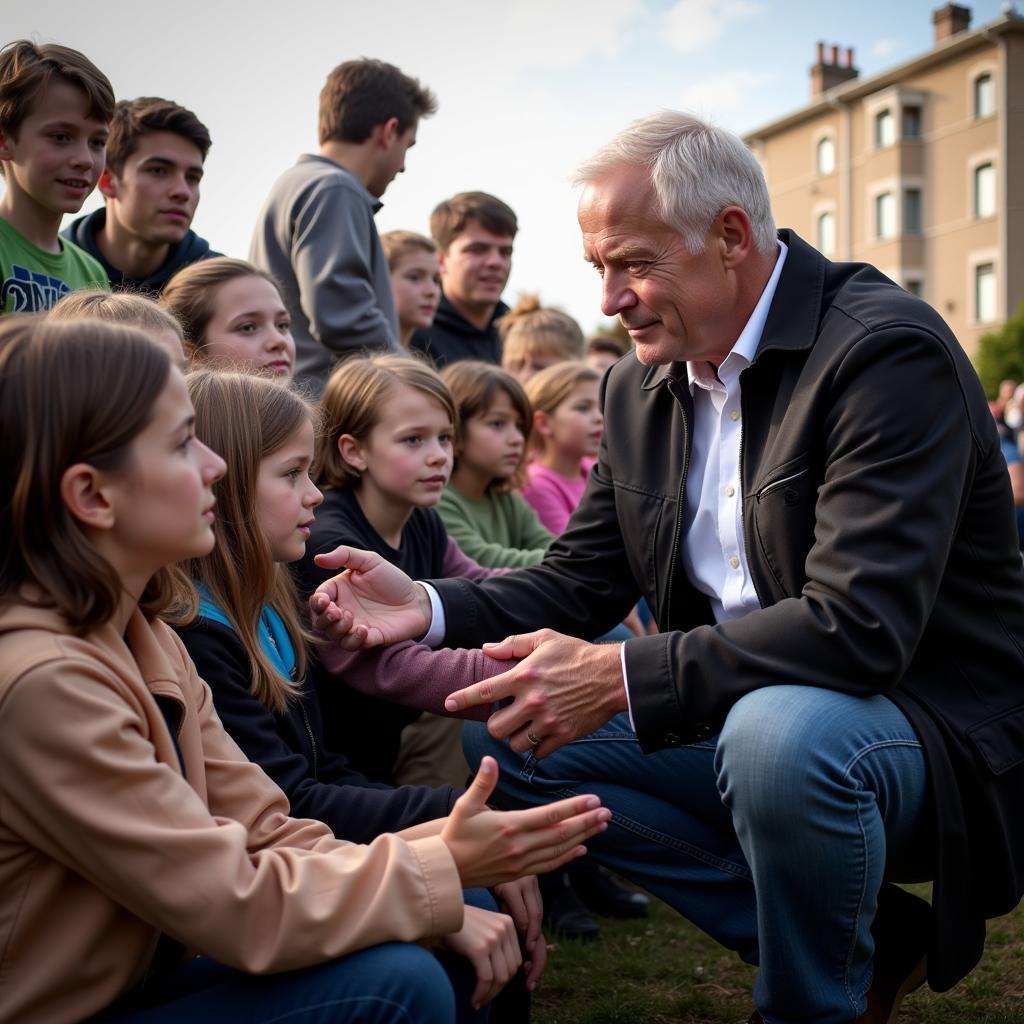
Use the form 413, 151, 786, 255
0, 37, 639, 1024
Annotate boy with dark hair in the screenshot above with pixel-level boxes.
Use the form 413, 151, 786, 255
63, 97, 219, 295
411, 191, 518, 368
0, 40, 113, 313
251, 58, 437, 393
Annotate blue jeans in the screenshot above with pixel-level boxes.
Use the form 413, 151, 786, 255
464, 685, 931, 1024
94, 943, 457, 1023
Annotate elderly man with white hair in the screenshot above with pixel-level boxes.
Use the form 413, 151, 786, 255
311, 112, 1024, 1024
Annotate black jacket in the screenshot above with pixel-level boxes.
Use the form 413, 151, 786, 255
410, 295, 508, 368
62, 207, 220, 295
431, 231, 1024, 989
177, 616, 456, 842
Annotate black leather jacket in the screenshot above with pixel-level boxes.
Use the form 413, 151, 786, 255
434, 231, 1024, 989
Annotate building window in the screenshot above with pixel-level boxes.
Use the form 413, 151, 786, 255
904, 279, 923, 297
817, 211, 836, 256
975, 263, 996, 322
875, 192, 896, 239
974, 162, 995, 218
974, 73, 994, 117
902, 106, 922, 138
904, 189, 922, 234
816, 136, 835, 175
875, 109, 895, 148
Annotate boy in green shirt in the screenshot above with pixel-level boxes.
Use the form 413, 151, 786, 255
0, 41, 114, 313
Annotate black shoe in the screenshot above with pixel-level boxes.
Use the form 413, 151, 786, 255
571, 861, 650, 920
540, 870, 601, 941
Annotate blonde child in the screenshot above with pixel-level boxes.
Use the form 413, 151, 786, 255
161, 256, 295, 377
439, 360, 553, 568
48, 288, 186, 362
499, 295, 584, 384
521, 361, 603, 535
381, 230, 442, 347
299, 354, 517, 788
0, 317, 606, 1022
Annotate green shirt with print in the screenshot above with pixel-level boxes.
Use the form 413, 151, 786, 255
0, 216, 109, 314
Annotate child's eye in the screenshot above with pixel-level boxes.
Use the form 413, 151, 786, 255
235, 322, 257, 334
179, 434, 194, 451
277, 319, 291, 332
439, 432, 453, 444
287, 468, 302, 481
402, 435, 423, 446
50, 132, 70, 144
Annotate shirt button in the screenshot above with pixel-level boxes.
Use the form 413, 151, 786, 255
693, 723, 712, 741
730, 410, 739, 421
725, 485, 735, 498
664, 732, 681, 746
729, 556, 740, 569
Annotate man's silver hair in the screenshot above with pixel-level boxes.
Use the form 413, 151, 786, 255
575, 110, 777, 256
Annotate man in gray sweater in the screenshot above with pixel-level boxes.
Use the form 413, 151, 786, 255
250, 59, 437, 393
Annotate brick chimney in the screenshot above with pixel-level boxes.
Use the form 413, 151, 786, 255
810, 42, 858, 98
933, 4, 971, 44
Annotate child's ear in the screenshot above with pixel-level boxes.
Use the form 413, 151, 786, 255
60, 463, 116, 532
337, 434, 367, 472
97, 167, 118, 200
0, 128, 13, 163
533, 410, 553, 441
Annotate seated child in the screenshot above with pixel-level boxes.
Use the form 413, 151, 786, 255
48, 288, 186, 362
298, 354, 511, 787
439, 360, 553, 568
521, 361, 604, 535
382, 229, 442, 347
161, 256, 295, 377
499, 295, 585, 384
0, 41, 112, 312
173, 369, 548, 1009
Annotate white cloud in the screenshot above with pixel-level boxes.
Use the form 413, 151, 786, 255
664, 0, 764, 54
871, 36, 902, 58
678, 70, 778, 118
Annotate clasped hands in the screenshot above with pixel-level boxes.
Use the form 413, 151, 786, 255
310, 545, 628, 757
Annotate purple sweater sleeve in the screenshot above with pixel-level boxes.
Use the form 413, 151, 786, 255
439, 537, 506, 582
316, 639, 518, 719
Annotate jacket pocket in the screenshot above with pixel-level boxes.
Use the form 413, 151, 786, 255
752, 453, 817, 599
966, 705, 1024, 776
613, 485, 667, 605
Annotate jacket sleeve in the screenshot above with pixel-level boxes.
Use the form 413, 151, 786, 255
181, 620, 456, 842
316, 638, 515, 719
0, 648, 463, 973
291, 181, 397, 356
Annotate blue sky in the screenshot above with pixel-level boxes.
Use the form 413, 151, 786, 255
6, 0, 1010, 331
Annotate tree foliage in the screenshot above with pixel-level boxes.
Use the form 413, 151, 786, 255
975, 302, 1024, 399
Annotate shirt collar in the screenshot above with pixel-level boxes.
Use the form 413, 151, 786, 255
686, 238, 788, 392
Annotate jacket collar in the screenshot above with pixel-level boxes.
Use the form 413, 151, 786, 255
640, 229, 826, 392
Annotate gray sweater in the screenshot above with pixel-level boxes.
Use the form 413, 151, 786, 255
250, 155, 400, 392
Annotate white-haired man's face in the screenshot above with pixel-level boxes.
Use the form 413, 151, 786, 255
579, 163, 747, 368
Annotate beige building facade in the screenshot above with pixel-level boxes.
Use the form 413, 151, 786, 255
744, 4, 1024, 356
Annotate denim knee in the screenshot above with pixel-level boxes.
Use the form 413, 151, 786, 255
715, 686, 843, 833
347, 943, 455, 1023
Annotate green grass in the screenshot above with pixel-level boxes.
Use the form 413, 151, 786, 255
533, 887, 1024, 1023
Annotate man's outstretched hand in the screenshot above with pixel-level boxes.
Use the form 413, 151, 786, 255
309, 545, 432, 649
444, 629, 628, 759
